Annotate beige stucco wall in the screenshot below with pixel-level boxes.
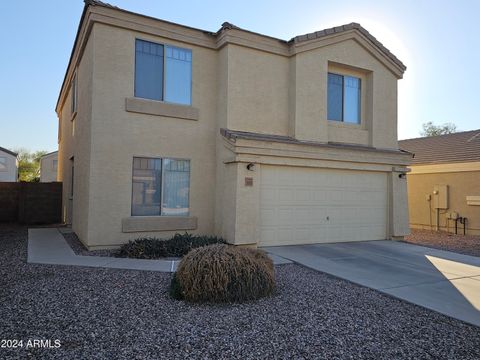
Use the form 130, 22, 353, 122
56, 9, 408, 248
291, 39, 398, 149
390, 170, 410, 237
0, 150, 17, 182
407, 169, 480, 235
80, 23, 218, 248
57, 30, 94, 245
225, 45, 290, 136
40, 152, 58, 182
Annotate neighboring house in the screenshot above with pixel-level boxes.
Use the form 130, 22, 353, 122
399, 130, 480, 235
0, 146, 18, 182
40, 151, 58, 182
56, 0, 411, 249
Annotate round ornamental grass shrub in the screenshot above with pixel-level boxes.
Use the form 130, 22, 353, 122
171, 244, 275, 303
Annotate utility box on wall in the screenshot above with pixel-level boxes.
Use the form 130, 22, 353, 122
433, 184, 448, 209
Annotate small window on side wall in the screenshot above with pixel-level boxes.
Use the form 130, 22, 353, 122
134, 39, 192, 105
71, 73, 77, 114
327, 73, 361, 124
0, 157, 7, 171
131, 157, 190, 216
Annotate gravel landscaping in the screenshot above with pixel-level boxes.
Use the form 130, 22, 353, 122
1, 224, 480, 359
404, 229, 480, 257
62, 230, 114, 257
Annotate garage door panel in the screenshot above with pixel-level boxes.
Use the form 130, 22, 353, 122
260, 228, 275, 244
259, 166, 388, 246
260, 207, 276, 226
278, 208, 294, 223
260, 188, 276, 202
295, 188, 311, 201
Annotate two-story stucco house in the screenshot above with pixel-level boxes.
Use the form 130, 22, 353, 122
0, 146, 18, 182
40, 151, 58, 182
56, 0, 411, 249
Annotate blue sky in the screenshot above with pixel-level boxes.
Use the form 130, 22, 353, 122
1, 0, 478, 152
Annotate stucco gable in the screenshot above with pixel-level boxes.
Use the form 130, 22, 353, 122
290, 23, 405, 72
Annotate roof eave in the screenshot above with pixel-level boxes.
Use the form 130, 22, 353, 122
55, 2, 91, 115
0, 146, 18, 157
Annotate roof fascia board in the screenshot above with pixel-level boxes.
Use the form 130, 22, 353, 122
215, 29, 290, 56
223, 135, 411, 166
409, 161, 480, 174
92, 6, 217, 47
56, 8, 95, 113
0, 147, 18, 157
94, 6, 289, 56
228, 153, 401, 173
41, 151, 59, 159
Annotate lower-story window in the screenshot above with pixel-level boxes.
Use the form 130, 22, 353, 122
131, 157, 190, 216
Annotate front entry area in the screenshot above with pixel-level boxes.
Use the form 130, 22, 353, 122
259, 166, 388, 246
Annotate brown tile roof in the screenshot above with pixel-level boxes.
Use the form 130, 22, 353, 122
0, 146, 18, 157
221, 128, 411, 156
84, 0, 118, 9
399, 130, 480, 165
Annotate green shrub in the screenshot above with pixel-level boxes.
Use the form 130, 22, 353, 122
172, 244, 275, 303
116, 233, 225, 259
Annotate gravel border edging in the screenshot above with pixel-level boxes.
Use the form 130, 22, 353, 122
404, 229, 480, 257
62, 231, 115, 257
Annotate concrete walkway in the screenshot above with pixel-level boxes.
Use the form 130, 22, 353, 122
27, 228, 291, 272
265, 240, 480, 327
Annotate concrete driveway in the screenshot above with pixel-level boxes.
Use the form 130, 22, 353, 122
265, 240, 480, 327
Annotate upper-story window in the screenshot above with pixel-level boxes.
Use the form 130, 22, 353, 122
327, 73, 361, 124
0, 157, 7, 171
52, 159, 58, 171
134, 39, 192, 106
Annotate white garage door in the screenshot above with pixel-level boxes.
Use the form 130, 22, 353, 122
259, 166, 388, 246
